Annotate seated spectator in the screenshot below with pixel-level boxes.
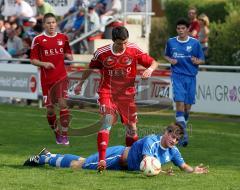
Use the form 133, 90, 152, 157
88, 5, 100, 31
10, 0, 34, 25
24, 17, 38, 40
35, 0, 55, 21
0, 44, 12, 63
63, 8, 85, 40
64, 0, 89, 17
6, 29, 24, 58
99, 0, 122, 32
0, 18, 5, 45
198, 13, 210, 56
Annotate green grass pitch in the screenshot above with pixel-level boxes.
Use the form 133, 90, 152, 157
0, 104, 239, 190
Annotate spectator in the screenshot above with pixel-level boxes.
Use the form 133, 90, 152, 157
198, 13, 210, 56
88, 5, 100, 31
25, 17, 38, 40
64, 0, 89, 17
0, 18, 5, 45
0, 45, 12, 63
11, 0, 34, 24
100, 0, 122, 32
6, 29, 24, 58
35, 0, 55, 21
63, 8, 85, 40
188, 6, 200, 39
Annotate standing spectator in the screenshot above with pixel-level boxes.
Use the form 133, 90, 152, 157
188, 6, 200, 39
30, 13, 73, 145
164, 18, 205, 147
74, 26, 160, 172
6, 28, 24, 58
35, 0, 55, 21
198, 13, 210, 56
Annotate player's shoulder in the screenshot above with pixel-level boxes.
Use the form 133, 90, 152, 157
167, 36, 178, 43
189, 36, 199, 43
93, 44, 111, 58
56, 32, 68, 38
144, 134, 160, 144
127, 42, 144, 52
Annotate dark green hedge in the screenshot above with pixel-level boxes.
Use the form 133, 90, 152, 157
164, 0, 228, 36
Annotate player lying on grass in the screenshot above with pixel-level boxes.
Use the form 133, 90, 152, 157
23, 123, 208, 174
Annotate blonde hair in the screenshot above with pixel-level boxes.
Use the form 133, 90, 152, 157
198, 13, 210, 27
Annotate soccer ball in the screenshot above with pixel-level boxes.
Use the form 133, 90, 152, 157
140, 156, 161, 176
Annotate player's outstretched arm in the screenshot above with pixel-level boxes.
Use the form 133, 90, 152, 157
180, 163, 208, 174
141, 60, 159, 79
74, 66, 93, 95
31, 59, 55, 69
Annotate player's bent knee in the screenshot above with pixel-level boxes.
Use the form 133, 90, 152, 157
100, 114, 115, 131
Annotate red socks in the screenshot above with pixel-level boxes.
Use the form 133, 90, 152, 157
60, 109, 70, 137
97, 130, 110, 161
47, 114, 59, 135
125, 134, 138, 146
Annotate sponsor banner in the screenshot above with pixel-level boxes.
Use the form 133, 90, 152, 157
0, 64, 39, 99
192, 71, 240, 115
67, 69, 171, 106
2, 0, 74, 16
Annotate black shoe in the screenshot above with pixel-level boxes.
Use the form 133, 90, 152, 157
23, 155, 40, 167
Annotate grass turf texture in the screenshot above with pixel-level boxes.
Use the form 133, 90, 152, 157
0, 104, 239, 190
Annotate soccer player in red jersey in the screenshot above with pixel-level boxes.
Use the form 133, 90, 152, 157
75, 26, 160, 172
30, 13, 73, 145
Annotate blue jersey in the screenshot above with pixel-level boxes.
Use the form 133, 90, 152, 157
165, 36, 205, 76
127, 135, 185, 171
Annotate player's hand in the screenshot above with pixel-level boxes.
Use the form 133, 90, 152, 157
193, 164, 209, 174
169, 58, 177, 65
44, 62, 55, 69
74, 83, 82, 95
141, 68, 153, 79
191, 56, 201, 65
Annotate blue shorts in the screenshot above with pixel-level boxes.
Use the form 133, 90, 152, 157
82, 146, 125, 170
171, 72, 196, 104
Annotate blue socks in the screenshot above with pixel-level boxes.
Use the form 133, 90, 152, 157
39, 154, 80, 168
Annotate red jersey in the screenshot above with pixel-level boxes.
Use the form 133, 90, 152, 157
189, 20, 200, 39
89, 42, 154, 96
30, 32, 72, 84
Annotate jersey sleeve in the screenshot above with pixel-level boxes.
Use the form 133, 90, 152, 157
195, 41, 205, 61
89, 50, 103, 69
164, 40, 171, 57
64, 35, 72, 54
135, 47, 154, 68
30, 37, 40, 60
141, 136, 156, 157
171, 147, 185, 167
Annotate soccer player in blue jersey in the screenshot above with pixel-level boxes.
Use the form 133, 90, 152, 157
164, 18, 205, 147
23, 123, 208, 174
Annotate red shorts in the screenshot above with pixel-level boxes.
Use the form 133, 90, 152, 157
98, 94, 137, 125
42, 77, 69, 107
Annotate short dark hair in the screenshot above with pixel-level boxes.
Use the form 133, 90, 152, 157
176, 18, 190, 28
112, 26, 129, 41
165, 122, 184, 140
43, 13, 56, 23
